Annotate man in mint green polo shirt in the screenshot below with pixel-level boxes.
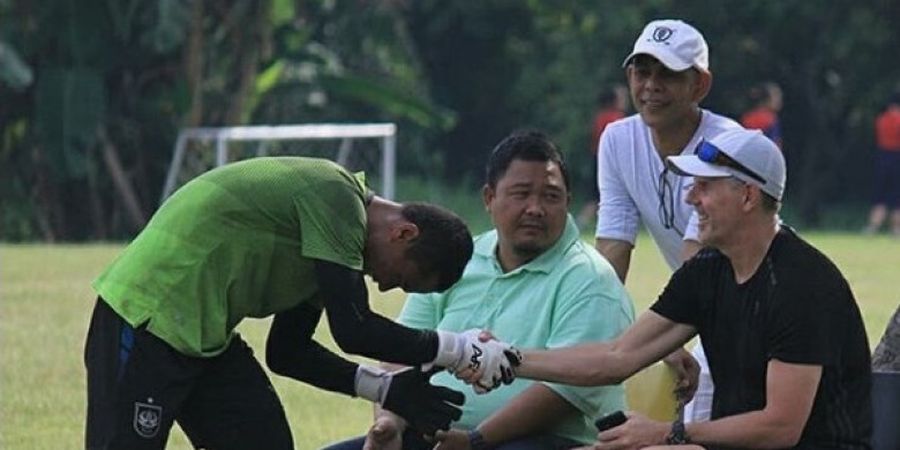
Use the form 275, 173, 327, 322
84, 157, 522, 450
324, 131, 636, 450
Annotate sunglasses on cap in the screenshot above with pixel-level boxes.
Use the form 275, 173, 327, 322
694, 140, 766, 185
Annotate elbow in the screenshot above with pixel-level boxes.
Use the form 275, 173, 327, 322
265, 342, 290, 376
756, 416, 805, 448
768, 427, 803, 449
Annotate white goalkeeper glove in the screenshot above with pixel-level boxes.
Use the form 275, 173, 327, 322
426, 329, 521, 393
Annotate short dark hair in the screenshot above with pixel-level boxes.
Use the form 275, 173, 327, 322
761, 192, 781, 213
400, 202, 473, 291
485, 131, 570, 192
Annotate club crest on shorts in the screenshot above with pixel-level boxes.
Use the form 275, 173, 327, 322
133, 401, 163, 438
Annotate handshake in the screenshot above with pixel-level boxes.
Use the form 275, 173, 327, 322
428, 329, 522, 393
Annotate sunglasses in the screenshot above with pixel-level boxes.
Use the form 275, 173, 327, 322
694, 140, 767, 185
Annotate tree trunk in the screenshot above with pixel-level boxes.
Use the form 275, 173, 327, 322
224, 0, 271, 125
97, 126, 146, 231
183, 0, 205, 127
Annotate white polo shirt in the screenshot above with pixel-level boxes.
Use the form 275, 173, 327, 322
595, 109, 742, 269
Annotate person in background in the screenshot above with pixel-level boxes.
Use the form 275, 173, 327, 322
579, 84, 628, 229
595, 18, 745, 422
863, 91, 900, 236
740, 82, 784, 148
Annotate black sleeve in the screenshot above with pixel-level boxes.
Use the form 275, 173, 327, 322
313, 259, 439, 365
265, 301, 358, 396
650, 251, 713, 327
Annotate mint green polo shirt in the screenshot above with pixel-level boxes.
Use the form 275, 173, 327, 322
93, 157, 368, 357
399, 215, 635, 444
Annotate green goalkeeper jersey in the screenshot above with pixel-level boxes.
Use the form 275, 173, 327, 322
93, 157, 369, 357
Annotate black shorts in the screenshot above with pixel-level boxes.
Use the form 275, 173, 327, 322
873, 150, 900, 208
84, 298, 293, 450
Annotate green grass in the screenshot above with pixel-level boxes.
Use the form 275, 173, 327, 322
2, 233, 898, 449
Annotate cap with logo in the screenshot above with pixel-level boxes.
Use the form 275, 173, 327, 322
666, 129, 786, 201
623, 19, 709, 73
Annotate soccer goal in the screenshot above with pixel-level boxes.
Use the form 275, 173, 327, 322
160, 123, 397, 204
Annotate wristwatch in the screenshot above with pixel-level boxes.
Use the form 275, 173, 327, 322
467, 429, 490, 450
666, 419, 689, 445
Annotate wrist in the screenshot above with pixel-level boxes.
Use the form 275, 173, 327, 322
426, 330, 464, 370
467, 429, 490, 450
354, 365, 389, 403
665, 419, 689, 445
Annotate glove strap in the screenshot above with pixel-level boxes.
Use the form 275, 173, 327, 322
423, 330, 463, 371
354, 365, 389, 404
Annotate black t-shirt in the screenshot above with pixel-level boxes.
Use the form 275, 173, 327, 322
652, 227, 872, 449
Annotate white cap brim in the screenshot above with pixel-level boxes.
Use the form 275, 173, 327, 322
666, 155, 733, 178
622, 50, 693, 72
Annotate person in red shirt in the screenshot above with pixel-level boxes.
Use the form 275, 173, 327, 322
741, 82, 783, 148
579, 85, 628, 227
865, 92, 900, 235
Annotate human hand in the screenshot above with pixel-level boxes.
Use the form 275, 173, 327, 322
432, 428, 470, 450
663, 348, 700, 403
591, 411, 669, 450
360, 366, 464, 437
362, 416, 403, 450
431, 329, 521, 394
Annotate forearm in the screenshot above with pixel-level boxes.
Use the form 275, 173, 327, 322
686, 410, 803, 449
266, 303, 358, 396
517, 343, 633, 386
595, 238, 633, 283
315, 259, 438, 365
476, 384, 578, 445
685, 361, 819, 449
518, 313, 695, 386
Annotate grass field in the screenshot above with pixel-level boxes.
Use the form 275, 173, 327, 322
2, 232, 898, 449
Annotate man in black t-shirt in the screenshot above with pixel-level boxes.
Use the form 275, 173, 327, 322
490, 129, 872, 449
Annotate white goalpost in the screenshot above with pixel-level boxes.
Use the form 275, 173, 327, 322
160, 123, 397, 203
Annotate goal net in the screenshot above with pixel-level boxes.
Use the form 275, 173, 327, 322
160, 123, 397, 203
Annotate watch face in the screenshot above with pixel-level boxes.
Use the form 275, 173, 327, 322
667, 421, 688, 445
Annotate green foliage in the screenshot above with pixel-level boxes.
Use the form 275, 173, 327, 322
139, 0, 191, 53
4, 0, 900, 240
34, 67, 105, 179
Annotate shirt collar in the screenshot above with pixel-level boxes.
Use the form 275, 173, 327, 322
473, 214, 581, 275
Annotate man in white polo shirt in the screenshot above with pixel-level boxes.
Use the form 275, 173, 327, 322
594, 19, 742, 420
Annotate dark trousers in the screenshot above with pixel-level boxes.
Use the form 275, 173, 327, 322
322, 431, 582, 450
84, 298, 293, 449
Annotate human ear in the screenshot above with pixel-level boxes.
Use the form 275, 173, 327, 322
482, 185, 494, 212
392, 222, 420, 242
694, 71, 713, 103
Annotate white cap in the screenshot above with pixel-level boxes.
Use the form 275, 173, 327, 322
666, 129, 786, 201
622, 19, 709, 73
